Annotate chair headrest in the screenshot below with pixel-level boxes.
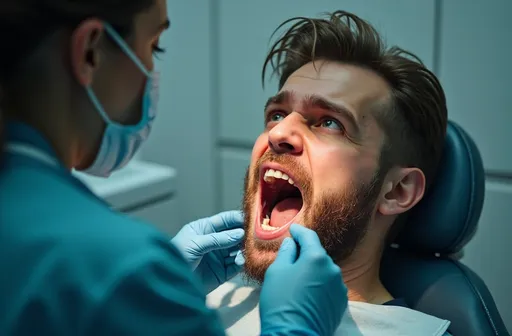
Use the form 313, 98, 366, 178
394, 121, 485, 255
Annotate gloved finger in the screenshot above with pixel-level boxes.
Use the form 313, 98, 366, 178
208, 210, 244, 233
194, 229, 245, 254
223, 250, 244, 266
234, 250, 245, 266
289, 224, 323, 256
272, 237, 297, 266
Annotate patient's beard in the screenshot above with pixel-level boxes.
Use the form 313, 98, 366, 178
241, 160, 384, 284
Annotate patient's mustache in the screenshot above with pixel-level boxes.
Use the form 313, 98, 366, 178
254, 152, 312, 199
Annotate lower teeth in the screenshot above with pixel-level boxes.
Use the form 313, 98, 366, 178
261, 223, 278, 231
261, 216, 278, 231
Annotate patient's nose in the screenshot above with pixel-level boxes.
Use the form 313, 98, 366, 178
268, 113, 304, 155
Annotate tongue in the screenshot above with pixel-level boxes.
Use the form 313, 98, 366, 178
269, 197, 303, 228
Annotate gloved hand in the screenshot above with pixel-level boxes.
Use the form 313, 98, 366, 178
171, 210, 246, 293
259, 224, 347, 336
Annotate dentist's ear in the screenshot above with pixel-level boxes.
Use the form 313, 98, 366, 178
378, 168, 425, 216
70, 19, 104, 86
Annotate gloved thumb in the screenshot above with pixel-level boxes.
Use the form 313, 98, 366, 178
272, 237, 297, 266
195, 228, 245, 254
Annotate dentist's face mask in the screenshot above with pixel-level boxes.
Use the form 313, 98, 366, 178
83, 23, 160, 177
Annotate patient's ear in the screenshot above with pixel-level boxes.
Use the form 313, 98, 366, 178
378, 168, 425, 216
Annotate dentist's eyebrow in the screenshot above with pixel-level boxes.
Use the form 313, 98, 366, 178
155, 18, 170, 34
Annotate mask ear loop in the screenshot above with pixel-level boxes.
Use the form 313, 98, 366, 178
86, 22, 154, 129
85, 86, 113, 126
103, 23, 150, 77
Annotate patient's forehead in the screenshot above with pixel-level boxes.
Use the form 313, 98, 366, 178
283, 61, 391, 123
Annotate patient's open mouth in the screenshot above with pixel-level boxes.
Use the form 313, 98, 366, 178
255, 163, 304, 240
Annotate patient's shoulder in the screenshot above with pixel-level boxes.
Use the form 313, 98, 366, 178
383, 297, 408, 307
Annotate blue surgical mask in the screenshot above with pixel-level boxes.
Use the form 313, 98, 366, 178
82, 23, 160, 177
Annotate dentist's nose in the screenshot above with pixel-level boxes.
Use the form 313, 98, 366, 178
268, 113, 304, 155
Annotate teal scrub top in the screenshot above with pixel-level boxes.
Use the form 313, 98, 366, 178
0, 123, 225, 335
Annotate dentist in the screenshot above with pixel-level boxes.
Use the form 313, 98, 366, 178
0, 0, 346, 335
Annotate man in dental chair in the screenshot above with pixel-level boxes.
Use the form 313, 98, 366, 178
207, 10, 452, 336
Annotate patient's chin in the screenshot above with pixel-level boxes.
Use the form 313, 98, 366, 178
243, 246, 277, 284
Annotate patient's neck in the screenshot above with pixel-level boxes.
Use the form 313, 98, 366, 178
340, 250, 393, 305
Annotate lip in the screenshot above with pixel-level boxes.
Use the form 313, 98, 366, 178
254, 162, 305, 240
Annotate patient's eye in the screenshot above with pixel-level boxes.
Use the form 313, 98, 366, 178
318, 118, 344, 132
321, 119, 339, 129
265, 111, 286, 124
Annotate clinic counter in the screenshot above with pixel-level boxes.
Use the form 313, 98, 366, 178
73, 160, 180, 235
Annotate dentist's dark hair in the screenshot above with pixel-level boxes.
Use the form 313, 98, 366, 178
262, 10, 448, 241
0, 0, 155, 157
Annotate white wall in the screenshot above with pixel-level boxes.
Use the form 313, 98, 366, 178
142, 1, 217, 225
438, 0, 512, 328
142, 0, 511, 330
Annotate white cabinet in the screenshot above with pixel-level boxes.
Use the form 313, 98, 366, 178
220, 148, 251, 210
74, 160, 178, 236
130, 199, 182, 237
439, 0, 512, 172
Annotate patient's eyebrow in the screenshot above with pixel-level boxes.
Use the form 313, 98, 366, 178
264, 91, 361, 135
264, 91, 291, 111
308, 94, 361, 135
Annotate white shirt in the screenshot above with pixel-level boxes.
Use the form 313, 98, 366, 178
207, 275, 451, 336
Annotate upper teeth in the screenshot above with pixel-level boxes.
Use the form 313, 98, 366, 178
264, 169, 294, 185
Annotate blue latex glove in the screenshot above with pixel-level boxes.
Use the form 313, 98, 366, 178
171, 210, 245, 293
259, 224, 347, 336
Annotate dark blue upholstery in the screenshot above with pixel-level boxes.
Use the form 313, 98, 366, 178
381, 121, 509, 336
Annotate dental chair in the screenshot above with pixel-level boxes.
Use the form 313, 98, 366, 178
380, 120, 509, 336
